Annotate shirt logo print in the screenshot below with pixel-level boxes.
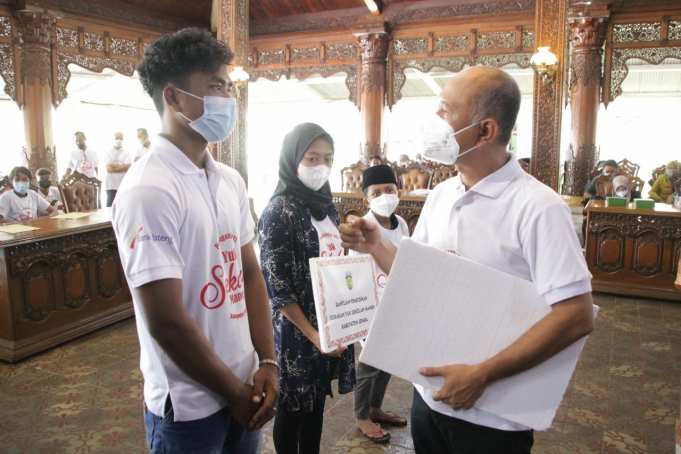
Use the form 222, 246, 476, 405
128, 225, 144, 250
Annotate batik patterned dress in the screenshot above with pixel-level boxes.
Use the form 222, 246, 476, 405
258, 194, 356, 412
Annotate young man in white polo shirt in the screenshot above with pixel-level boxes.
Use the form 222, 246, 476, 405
66, 131, 98, 179
112, 28, 278, 453
341, 66, 594, 453
104, 131, 132, 207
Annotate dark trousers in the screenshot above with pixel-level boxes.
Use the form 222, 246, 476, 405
354, 361, 392, 419
272, 401, 325, 454
411, 389, 533, 454
106, 189, 117, 207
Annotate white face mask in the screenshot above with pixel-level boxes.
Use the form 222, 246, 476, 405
615, 189, 629, 198
175, 87, 237, 144
297, 164, 331, 191
114, 139, 123, 148
370, 193, 400, 218
422, 116, 481, 165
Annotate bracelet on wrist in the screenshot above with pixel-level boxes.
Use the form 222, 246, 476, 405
259, 359, 280, 371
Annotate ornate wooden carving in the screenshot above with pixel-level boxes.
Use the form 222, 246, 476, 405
1, 220, 133, 361
390, 53, 531, 107
216, 0, 249, 179
565, 6, 609, 196
606, 46, 681, 106
531, 0, 568, 190
358, 33, 388, 92
23, 145, 58, 176
585, 206, 681, 300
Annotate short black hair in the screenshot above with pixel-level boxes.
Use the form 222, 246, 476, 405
137, 28, 234, 114
36, 167, 52, 177
10, 166, 31, 181
603, 160, 618, 168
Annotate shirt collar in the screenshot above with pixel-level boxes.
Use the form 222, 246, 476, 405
465, 155, 525, 199
156, 135, 215, 176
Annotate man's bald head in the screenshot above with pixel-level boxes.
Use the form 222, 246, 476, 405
442, 66, 521, 145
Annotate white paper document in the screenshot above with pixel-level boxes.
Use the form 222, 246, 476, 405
360, 239, 595, 430
310, 254, 380, 353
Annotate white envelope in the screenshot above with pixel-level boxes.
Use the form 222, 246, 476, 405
360, 239, 596, 430
310, 254, 380, 353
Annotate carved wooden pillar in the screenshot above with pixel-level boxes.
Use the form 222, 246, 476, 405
215, 0, 249, 182
15, 10, 57, 174
564, 6, 609, 196
357, 32, 388, 162
530, 0, 567, 190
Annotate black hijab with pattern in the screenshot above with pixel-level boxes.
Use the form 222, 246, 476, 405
272, 123, 336, 220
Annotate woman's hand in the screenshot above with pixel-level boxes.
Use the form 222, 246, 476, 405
311, 332, 347, 358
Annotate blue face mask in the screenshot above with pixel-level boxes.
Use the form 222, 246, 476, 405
175, 87, 237, 144
13, 180, 29, 195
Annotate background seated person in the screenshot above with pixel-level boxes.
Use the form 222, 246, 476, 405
0, 167, 56, 223
584, 159, 618, 201
649, 160, 680, 203
36, 168, 63, 209
612, 175, 641, 202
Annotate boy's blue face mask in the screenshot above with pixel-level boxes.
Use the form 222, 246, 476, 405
175, 87, 237, 144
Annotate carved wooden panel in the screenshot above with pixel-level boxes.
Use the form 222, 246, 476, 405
632, 231, 663, 276
96, 243, 124, 299
22, 260, 57, 322
0, 14, 16, 102
595, 228, 625, 272
585, 207, 681, 300
531, 0, 568, 190
62, 250, 91, 309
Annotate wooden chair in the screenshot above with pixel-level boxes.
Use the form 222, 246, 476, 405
617, 159, 640, 178
400, 164, 431, 193
0, 175, 10, 193
429, 164, 457, 189
631, 176, 645, 195
59, 171, 101, 213
341, 161, 366, 193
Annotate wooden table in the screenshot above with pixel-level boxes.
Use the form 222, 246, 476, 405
0, 210, 132, 362
333, 192, 426, 234
584, 200, 681, 301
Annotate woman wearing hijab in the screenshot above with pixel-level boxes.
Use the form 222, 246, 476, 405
259, 123, 355, 454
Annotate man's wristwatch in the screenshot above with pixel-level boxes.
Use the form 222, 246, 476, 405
259, 359, 280, 371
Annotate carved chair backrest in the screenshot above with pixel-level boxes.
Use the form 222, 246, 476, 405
59, 171, 102, 213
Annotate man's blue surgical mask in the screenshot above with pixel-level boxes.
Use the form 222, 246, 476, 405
13, 180, 29, 195
175, 87, 237, 144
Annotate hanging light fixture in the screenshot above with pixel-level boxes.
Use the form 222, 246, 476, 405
229, 66, 250, 84
530, 47, 558, 85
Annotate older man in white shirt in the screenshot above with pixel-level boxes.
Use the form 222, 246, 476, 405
341, 66, 594, 454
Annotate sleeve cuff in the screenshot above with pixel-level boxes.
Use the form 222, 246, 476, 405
129, 265, 183, 288
240, 230, 255, 247
543, 279, 592, 305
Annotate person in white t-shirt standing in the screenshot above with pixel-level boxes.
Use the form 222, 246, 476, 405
134, 128, 151, 161
341, 67, 594, 453
0, 166, 56, 223
352, 164, 409, 444
104, 131, 132, 207
66, 131, 99, 179
112, 28, 277, 454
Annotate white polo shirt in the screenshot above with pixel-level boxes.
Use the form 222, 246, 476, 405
0, 189, 51, 222
69, 148, 99, 179
411, 156, 591, 431
112, 136, 257, 422
104, 146, 132, 190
